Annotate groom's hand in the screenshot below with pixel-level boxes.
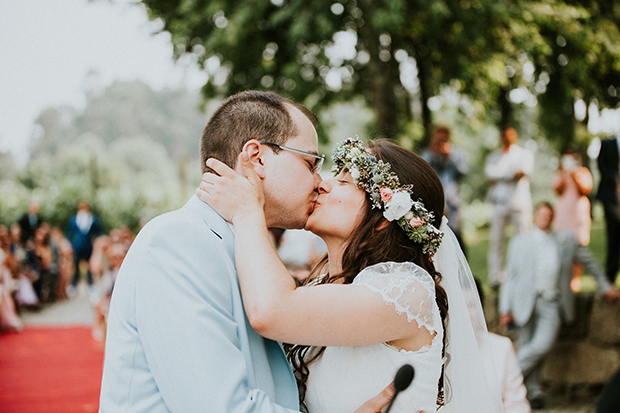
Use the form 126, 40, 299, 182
353, 382, 395, 413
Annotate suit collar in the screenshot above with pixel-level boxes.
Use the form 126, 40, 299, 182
185, 195, 235, 254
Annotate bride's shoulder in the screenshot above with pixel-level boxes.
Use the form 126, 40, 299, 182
353, 261, 435, 291
353, 262, 439, 327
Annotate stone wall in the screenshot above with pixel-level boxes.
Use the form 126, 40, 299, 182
541, 294, 620, 392
486, 292, 620, 398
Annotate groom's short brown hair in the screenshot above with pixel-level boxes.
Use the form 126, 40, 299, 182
200, 91, 317, 173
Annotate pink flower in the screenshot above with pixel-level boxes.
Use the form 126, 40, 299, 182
380, 187, 393, 202
409, 216, 424, 227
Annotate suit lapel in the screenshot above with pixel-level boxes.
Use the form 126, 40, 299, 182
185, 195, 235, 260
183, 195, 297, 404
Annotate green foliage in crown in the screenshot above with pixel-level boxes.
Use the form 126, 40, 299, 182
331, 137, 444, 256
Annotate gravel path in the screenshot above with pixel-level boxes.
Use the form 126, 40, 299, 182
20, 282, 96, 326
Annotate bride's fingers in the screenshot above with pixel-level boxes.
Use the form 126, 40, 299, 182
198, 181, 214, 192
201, 171, 222, 185
205, 158, 236, 178
195, 186, 212, 203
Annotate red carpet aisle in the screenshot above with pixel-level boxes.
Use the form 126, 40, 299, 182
0, 326, 104, 413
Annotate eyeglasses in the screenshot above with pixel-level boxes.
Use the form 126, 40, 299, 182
260, 142, 325, 174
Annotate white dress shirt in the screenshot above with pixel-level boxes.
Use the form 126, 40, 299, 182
531, 228, 560, 299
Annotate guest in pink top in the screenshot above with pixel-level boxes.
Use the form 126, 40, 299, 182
552, 150, 593, 246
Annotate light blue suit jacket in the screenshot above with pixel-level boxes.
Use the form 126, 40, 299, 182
499, 230, 611, 326
99, 196, 300, 412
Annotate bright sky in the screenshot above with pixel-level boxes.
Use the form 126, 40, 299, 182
0, 0, 206, 166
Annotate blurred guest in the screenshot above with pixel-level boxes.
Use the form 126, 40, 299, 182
499, 203, 620, 409
422, 125, 469, 254
93, 238, 129, 342
553, 149, 593, 292
553, 149, 593, 246
65, 201, 102, 298
475, 278, 530, 413
89, 234, 110, 283
18, 200, 42, 246
31, 223, 56, 303
485, 127, 534, 287
277, 229, 326, 285
0, 225, 22, 332
50, 227, 73, 301
596, 136, 620, 284
10, 224, 39, 309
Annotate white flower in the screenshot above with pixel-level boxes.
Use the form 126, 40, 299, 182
382, 190, 413, 221
350, 167, 360, 180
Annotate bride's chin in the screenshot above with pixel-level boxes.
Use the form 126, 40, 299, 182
304, 216, 320, 234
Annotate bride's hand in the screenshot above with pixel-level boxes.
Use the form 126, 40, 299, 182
195, 152, 265, 225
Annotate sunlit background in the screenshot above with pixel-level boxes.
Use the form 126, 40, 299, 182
1, 0, 620, 282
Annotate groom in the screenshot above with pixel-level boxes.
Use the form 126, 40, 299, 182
100, 91, 390, 412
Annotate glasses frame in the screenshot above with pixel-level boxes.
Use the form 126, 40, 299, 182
259, 142, 325, 174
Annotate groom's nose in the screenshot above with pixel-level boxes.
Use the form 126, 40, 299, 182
313, 171, 323, 188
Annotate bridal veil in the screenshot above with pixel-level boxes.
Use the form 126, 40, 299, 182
434, 218, 504, 413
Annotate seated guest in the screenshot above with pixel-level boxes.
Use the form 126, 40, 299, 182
499, 202, 620, 409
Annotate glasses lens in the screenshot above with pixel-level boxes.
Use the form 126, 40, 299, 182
313, 157, 324, 174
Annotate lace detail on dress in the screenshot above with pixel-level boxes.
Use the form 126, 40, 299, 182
353, 262, 438, 334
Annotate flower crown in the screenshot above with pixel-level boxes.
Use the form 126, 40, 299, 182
331, 137, 444, 255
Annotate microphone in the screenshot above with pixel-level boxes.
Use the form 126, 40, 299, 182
385, 364, 415, 413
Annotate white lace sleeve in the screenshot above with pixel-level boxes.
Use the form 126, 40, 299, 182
353, 261, 439, 334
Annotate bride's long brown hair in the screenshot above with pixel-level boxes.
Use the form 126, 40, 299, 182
287, 140, 449, 410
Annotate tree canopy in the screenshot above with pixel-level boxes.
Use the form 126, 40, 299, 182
1, 80, 208, 231
140, 0, 620, 148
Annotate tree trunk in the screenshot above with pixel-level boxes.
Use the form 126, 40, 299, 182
358, 5, 400, 140
498, 85, 513, 130
417, 56, 433, 148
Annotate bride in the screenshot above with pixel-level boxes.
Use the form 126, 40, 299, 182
198, 137, 503, 413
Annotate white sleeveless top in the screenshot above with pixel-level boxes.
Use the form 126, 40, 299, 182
304, 262, 444, 413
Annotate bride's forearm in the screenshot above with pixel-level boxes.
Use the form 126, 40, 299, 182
232, 213, 297, 336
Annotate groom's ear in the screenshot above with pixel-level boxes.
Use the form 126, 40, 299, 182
240, 139, 267, 179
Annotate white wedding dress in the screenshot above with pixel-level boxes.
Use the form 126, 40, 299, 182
304, 262, 444, 413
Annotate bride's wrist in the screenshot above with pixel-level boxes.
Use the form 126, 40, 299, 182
231, 208, 265, 227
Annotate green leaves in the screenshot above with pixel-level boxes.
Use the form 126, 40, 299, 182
139, 0, 620, 148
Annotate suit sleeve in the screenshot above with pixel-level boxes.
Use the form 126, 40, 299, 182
597, 141, 613, 178
133, 219, 299, 413
574, 243, 612, 293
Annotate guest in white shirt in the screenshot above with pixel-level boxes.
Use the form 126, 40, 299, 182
485, 127, 534, 287
499, 203, 620, 409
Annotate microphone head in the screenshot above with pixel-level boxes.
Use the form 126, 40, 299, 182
394, 364, 415, 392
